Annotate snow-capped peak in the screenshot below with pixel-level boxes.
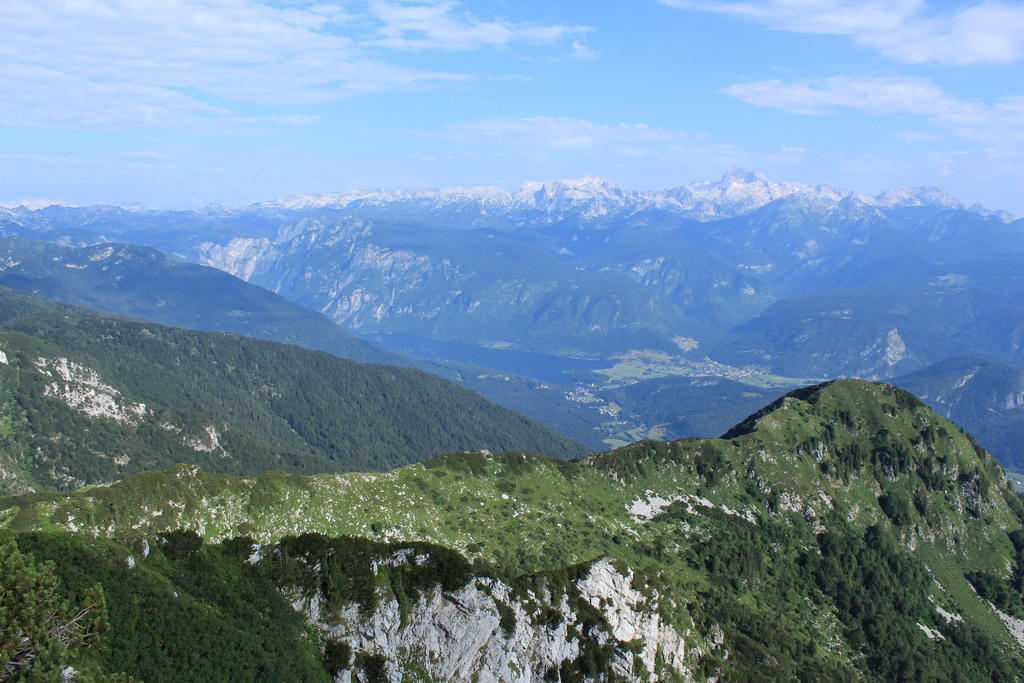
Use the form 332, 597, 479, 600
514, 176, 637, 217
653, 168, 852, 219
252, 170, 1006, 222
874, 186, 961, 210
0, 198, 77, 210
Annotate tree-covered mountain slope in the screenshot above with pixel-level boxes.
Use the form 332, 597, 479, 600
0, 237, 648, 451
0, 293, 587, 494
891, 356, 1024, 471
0, 236, 400, 365
5, 380, 1024, 679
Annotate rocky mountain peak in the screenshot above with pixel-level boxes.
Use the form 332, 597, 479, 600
177, 170, 1013, 224
719, 166, 770, 185
875, 186, 962, 210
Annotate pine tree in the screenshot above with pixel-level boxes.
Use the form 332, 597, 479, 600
0, 540, 107, 680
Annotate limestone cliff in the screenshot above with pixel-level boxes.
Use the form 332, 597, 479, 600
291, 554, 708, 682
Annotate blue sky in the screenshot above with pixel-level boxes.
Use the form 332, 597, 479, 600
2, 0, 1023, 212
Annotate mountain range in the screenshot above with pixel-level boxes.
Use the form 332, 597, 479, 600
2, 170, 1023, 460
190, 171, 1024, 379
4, 169, 1024, 678
254, 169, 1011, 223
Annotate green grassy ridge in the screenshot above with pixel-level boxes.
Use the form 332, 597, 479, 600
4, 381, 1017, 567
5, 379, 1024, 678
0, 293, 588, 493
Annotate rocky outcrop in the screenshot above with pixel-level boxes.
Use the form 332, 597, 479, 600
292, 555, 702, 682
34, 356, 147, 424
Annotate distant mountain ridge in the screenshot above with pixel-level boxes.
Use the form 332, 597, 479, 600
891, 357, 1024, 471
192, 189, 1024, 378
253, 168, 1011, 223
2, 168, 1010, 227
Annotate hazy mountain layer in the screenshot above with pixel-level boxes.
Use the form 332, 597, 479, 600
0, 237, 634, 449
892, 357, 1024, 471
191, 179, 1024, 381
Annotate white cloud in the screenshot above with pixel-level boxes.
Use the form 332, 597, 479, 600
443, 116, 748, 164
449, 117, 677, 149
0, 0, 589, 129
0, 198, 75, 210
722, 75, 979, 118
369, 1, 589, 51
569, 41, 599, 61
658, 0, 1024, 65
723, 75, 1024, 143
0, 151, 225, 174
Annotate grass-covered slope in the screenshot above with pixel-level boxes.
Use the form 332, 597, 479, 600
0, 295, 588, 493
5, 380, 1024, 678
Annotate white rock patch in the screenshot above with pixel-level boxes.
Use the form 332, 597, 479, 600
994, 605, 1024, 649
577, 558, 689, 675
627, 490, 756, 524
35, 357, 147, 424
89, 246, 115, 261
183, 424, 223, 453
627, 494, 683, 520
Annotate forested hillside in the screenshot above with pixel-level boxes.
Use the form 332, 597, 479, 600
0, 236, 400, 365
0, 289, 587, 493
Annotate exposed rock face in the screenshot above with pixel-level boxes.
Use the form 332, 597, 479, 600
575, 559, 688, 675
200, 218, 679, 355
34, 356, 148, 424
199, 237, 272, 281
33, 356, 225, 455
293, 556, 701, 682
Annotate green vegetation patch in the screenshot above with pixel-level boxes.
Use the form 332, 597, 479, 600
5, 380, 1024, 679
